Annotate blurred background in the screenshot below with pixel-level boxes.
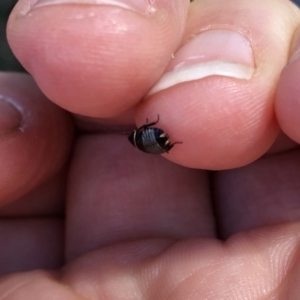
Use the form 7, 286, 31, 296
0, 0, 300, 71
0, 0, 23, 71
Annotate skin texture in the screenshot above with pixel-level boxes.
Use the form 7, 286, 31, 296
2, 0, 300, 298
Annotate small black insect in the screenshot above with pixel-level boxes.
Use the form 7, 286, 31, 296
128, 115, 182, 154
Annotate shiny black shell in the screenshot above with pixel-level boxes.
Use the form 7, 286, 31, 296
128, 115, 181, 154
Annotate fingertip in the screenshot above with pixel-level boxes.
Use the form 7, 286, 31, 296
136, 0, 300, 169
136, 82, 279, 170
7, 0, 189, 117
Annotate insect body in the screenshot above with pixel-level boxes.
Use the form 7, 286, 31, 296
128, 115, 182, 154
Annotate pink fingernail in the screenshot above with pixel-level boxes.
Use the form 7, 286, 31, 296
148, 30, 255, 95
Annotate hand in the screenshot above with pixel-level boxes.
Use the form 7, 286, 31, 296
1, 0, 300, 298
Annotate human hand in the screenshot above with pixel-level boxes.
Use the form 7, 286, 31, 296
2, 0, 300, 298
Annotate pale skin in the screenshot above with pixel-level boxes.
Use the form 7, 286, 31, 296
2, 0, 300, 298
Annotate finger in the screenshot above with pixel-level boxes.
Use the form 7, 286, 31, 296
135, 0, 300, 169
65, 134, 213, 261
62, 224, 300, 299
2, 224, 300, 298
214, 148, 300, 238
275, 24, 300, 143
0, 270, 82, 299
0, 72, 73, 205
7, 0, 189, 117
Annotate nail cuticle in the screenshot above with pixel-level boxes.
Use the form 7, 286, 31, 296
0, 95, 23, 135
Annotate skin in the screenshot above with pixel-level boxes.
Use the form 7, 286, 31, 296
2, 0, 300, 298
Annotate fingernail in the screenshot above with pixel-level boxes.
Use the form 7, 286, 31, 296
32, 0, 155, 14
0, 96, 22, 135
148, 30, 255, 96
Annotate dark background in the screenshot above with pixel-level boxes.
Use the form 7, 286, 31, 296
0, 0, 23, 71
1, 0, 300, 71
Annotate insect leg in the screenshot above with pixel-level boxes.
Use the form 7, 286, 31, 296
144, 115, 160, 128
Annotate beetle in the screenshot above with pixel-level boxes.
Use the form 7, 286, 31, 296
128, 115, 182, 154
